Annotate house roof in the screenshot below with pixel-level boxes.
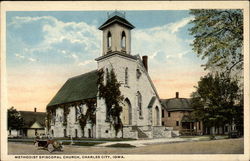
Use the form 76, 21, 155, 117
98, 14, 135, 30
161, 98, 193, 112
19, 111, 46, 128
47, 70, 98, 107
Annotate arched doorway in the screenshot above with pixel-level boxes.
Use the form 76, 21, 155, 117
121, 98, 132, 125
155, 106, 160, 126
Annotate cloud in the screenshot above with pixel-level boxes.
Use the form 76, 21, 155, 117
15, 53, 38, 62
166, 51, 189, 59
169, 16, 194, 33
8, 16, 101, 65
28, 57, 37, 62
7, 13, 205, 111
78, 60, 94, 66
148, 51, 158, 59
132, 16, 194, 64
15, 53, 25, 59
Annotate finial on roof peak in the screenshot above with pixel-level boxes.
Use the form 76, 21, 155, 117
108, 10, 126, 19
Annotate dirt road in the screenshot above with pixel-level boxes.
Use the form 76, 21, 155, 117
8, 138, 243, 155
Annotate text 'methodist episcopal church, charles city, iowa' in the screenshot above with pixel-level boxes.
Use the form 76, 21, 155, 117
46, 11, 177, 139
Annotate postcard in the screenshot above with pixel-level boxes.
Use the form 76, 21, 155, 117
0, 1, 249, 161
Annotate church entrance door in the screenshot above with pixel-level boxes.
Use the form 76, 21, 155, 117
121, 98, 132, 125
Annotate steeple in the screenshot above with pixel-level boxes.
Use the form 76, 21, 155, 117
99, 11, 135, 56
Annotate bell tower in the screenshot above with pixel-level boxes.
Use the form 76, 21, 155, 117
98, 11, 135, 56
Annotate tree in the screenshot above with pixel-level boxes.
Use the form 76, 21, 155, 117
8, 106, 24, 130
189, 9, 243, 74
190, 73, 243, 134
97, 68, 124, 136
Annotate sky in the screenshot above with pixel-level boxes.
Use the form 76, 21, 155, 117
6, 10, 207, 112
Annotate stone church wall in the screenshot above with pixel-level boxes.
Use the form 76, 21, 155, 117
96, 54, 163, 138
153, 126, 172, 138
50, 105, 96, 138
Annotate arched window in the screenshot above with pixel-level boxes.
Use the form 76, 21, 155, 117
155, 106, 160, 126
137, 92, 142, 118
121, 31, 126, 48
125, 67, 128, 85
51, 130, 54, 137
107, 31, 112, 48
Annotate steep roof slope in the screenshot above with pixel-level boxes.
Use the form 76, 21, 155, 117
47, 70, 98, 107
99, 15, 135, 30
19, 111, 46, 128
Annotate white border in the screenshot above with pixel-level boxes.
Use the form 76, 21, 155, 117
1, 1, 249, 161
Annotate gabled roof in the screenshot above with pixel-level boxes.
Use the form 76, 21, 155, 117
161, 98, 193, 112
47, 70, 98, 107
99, 15, 135, 30
95, 51, 137, 61
19, 111, 46, 128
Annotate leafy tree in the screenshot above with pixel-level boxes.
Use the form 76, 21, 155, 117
190, 73, 243, 134
8, 106, 24, 130
189, 9, 243, 74
97, 68, 124, 136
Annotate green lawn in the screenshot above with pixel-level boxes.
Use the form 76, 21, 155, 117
106, 143, 136, 148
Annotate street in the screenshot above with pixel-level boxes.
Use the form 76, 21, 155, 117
8, 138, 243, 154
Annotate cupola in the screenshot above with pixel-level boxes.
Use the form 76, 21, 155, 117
99, 11, 135, 56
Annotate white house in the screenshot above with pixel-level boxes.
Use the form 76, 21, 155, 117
47, 11, 172, 139
8, 108, 46, 138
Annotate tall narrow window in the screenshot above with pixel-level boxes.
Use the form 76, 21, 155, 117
75, 129, 78, 138
52, 110, 56, 125
155, 106, 160, 126
137, 92, 142, 118
162, 109, 164, 118
121, 31, 126, 48
75, 106, 78, 122
107, 31, 112, 48
125, 67, 128, 85
64, 129, 67, 137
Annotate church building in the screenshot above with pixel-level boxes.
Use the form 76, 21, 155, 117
46, 11, 172, 139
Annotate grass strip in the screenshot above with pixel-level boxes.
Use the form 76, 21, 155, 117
106, 143, 136, 148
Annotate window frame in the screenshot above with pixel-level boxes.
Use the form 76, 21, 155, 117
137, 91, 143, 118
125, 67, 128, 86
107, 31, 112, 49
121, 31, 126, 49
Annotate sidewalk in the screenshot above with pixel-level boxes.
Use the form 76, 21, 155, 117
96, 137, 188, 147
96, 135, 228, 147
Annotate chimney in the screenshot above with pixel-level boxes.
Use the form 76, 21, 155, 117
176, 92, 179, 98
34, 108, 37, 112
142, 56, 148, 71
